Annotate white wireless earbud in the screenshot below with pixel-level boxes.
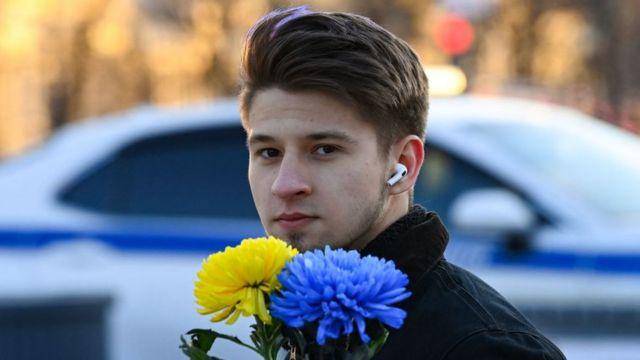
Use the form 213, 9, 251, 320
387, 163, 407, 186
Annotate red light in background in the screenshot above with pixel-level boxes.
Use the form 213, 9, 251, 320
434, 13, 475, 56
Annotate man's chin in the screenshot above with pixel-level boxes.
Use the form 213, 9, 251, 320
291, 235, 331, 252
284, 232, 308, 251
267, 230, 306, 251
267, 227, 332, 252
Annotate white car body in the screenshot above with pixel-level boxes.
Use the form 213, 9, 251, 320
1, 96, 640, 359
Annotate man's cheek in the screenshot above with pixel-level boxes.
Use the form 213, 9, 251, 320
251, 179, 270, 214
341, 171, 369, 194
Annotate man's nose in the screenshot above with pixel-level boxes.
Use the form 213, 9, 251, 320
271, 157, 312, 199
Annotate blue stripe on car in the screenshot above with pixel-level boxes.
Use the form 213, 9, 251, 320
3, 229, 640, 274
0, 229, 240, 253
491, 248, 640, 274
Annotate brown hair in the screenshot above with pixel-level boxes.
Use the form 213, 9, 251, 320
238, 6, 429, 160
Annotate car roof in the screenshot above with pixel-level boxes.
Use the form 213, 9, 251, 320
46, 94, 596, 148
0, 98, 242, 177
428, 95, 596, 130
50, 98, 241, 146
13, 94, 594, 193
4, 94, 602, 195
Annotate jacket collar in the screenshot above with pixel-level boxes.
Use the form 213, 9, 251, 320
360, 204, 449, 289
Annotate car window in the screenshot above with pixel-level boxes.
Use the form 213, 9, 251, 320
415, 145, 547, 227
467, 121, 640, 221
59, 125, 259, 219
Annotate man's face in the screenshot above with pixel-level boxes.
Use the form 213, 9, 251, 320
246, 88, 391, 251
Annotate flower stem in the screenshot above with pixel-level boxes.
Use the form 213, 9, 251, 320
253, 316, 285, 360
214, 333, 261, 354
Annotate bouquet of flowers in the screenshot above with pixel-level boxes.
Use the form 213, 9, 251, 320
180, 236, 411, 359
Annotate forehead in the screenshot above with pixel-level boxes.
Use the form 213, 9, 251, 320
246, 88, 374, 136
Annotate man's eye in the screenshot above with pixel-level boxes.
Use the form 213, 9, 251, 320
258, 148, 280, 158
315, 145, 338, 155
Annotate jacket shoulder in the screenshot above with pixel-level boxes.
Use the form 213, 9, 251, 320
377, 259, 565, 359
443, 329, 567, 360
414, 259, 543, 334
424, 260, 538, 331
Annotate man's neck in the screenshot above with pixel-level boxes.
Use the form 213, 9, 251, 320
348, 195, 409, 250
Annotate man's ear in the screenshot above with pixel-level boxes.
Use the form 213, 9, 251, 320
388, 135, 424, 196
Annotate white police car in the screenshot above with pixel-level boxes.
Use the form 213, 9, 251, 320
1, 96, 639, 359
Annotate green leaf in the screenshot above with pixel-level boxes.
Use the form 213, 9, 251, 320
179, 335, 223, 360
186, 329, 218, 352
184, 328, 261, 355
367, 327, 389, 356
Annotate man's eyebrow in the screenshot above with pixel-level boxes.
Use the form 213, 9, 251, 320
306, 131, 359, 145
246, 134, 275, 149
246, 130, 359, 148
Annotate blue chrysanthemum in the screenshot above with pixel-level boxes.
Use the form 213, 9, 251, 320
269, 246, 411, 345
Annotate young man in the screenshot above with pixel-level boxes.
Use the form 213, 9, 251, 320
240, 6, 566, 359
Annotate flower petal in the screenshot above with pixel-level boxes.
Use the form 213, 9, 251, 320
268, 245, 411, 345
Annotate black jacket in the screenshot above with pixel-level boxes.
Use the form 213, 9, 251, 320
360, 204, 566, 360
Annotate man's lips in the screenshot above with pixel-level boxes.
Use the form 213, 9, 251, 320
275, 213, 318, 230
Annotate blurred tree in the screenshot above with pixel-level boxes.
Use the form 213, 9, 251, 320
1, 0, 639, 157
583, 0, 640, 124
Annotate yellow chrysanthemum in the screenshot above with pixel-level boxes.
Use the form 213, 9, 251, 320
194, 236, 298, 325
